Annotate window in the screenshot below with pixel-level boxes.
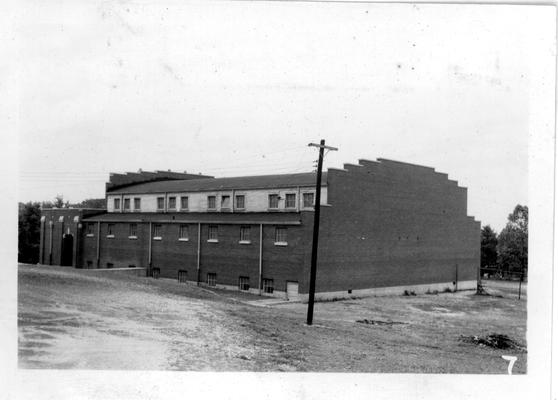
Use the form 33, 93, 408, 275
221, 195, 231, 209
303, 193, 315, 208
123, 198, 130, 211
157, 197, 165, 210
168, 196, 176, 210
239, 276, 250, 291
86, 223, 94, 236
129, 223, 137, 238
180, 196, 188, 210
114, 198, 121, 210
268, 194, 279, 209
285, 193, 296, 209
86, 260, 93, 268
179, 224, 189, 241
208, 225, 218, 242
263, 278, 274, 294
153, 224, 162, 239
134, 198, 141, 210
207, 273, 216, 286
235, 195, 245, 210
208, 196, 216, 210
274, 227, 287, 245
106, 262, 114, 269
107, 224, 115, 237
152, 268, 160, 279
239, 226, 251, 243
178, 270, 188, 283
129, 265, 136, 268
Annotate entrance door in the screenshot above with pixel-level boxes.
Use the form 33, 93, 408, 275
286, 281, 299, 301
60, 234, 74, 266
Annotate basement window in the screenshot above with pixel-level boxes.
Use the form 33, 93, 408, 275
106, 262, 114, 269
274, 227, 288, 246
86, 260, 93, 268
178, 270, 188, 283
152, 268, 160, 279
263, 278, 274, 294
239, 276, 250, 291
207, 273, 216, 286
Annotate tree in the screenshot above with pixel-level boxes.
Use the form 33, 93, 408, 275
480, 225, 498, 269
18, 202, 42, 263
71, 198, 106, 209
497, 205, 528, 277
53, 194, 69, 208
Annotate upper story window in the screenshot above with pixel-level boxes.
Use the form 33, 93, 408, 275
274, 226, 287, 246
134, 198, 141, 211
208, 196, 216, 210
114, 198, 121, 210
208, 225, 218, 242
153, 224, 162, 239
157, 197, 165, 211
179, 224, 189, 241
107, 223, 115, 238
235, 195, 245, 210
268, 194, 279, 210
239, 225, 251, 243
168, 196, 176, 210
221, 195, 231, 209
123, 198, 130, 211
303, 193, 315, 208
285, 193, 296, 209
129, 223, 137, 238
180, 196, 188, 210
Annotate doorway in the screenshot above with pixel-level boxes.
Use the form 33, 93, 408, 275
60, 234, 73, 266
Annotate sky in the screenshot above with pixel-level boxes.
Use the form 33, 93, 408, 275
16, 1, 555, 232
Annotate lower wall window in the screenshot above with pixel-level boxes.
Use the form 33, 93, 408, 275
86, 260, 93, 268
207, 273, 216, 286
106, 262, 114, 269
152, 267, 160, 279
239, 276, 250, 291
178, 270, 188, 283
263, 278, 274, 294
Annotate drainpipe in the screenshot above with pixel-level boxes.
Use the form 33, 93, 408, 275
73, 216, 79, 268
148, 222, 153, 275
48, 220, 53, 265
39, 216, 45, 264
259, 224, 263, 296
197, 222, 201, 285
59, 217, 65, 265
96, 221, 101, 268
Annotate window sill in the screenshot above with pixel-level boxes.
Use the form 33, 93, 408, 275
274, 241, 288, 246
153, 237, 162, 241
207, 239, 219, 243
128, 236, 138, 240
86, 234, 94, 237
178, 238, 189, 242
106, 235, 115, 239
238, 240, 251, 245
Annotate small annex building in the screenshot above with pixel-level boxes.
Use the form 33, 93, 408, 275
39, 159, 481, 301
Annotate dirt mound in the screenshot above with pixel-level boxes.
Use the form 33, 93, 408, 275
460, 334, 526, 351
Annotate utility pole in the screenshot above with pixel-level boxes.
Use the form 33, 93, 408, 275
307, 139, 338, 325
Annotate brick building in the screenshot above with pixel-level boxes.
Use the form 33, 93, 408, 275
39, 159, 481, 301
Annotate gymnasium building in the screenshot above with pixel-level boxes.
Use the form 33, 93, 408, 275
39, 158, 481, 301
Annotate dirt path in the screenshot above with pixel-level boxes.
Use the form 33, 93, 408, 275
18, 265, 527, 373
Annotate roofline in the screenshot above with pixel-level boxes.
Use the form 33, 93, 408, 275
107, 183, 327, 195
82, 218, 302, 225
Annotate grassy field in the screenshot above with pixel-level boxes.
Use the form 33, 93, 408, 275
18, 264, 526, 373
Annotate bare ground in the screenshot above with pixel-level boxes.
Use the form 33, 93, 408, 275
18, 264, 526, 373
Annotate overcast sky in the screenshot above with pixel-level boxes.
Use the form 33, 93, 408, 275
17, 1, 554, 232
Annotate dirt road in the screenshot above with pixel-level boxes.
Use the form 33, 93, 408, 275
18, 264, 526, 373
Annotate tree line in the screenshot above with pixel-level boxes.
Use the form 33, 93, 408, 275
18, 196, 106, 264
481, 205, 528, 280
